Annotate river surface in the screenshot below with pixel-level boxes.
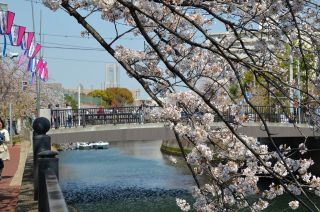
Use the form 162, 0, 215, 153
59, 140, 195, 212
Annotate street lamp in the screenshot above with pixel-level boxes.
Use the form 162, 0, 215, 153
0, 3, 8, 11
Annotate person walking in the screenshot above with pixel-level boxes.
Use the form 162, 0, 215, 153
0, 118, 10, 180
54, 104, 61, 129
138, 104, 145, 124
112, 107, 118, 125
66, 104, 73, 128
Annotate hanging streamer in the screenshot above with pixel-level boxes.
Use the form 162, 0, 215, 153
18, 32, 35, 68
0, 11, 15, 35
42, 61, 48, 81
0, 9, 50, 82
28, 43, 41, 58
9, 25, 26, 46
25, 43, 41, 71
20, 31, 34, 50
0, 11, 15, 56
28, 58, 38, 85
36, 58, 49, 82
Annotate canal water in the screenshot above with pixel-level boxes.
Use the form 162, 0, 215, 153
59, 140, 195, 212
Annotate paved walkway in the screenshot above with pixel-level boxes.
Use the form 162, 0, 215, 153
0, 140, 32, 211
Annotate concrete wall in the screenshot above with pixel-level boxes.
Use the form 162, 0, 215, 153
48, 124, 175, 144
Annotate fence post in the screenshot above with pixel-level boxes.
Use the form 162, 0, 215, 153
37, 150, 59, 212
32, 117, 51, 201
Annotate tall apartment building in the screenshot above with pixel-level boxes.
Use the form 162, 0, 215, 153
105, 63, 120, 88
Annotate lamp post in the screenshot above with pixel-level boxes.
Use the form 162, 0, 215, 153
0, 3, 8, 10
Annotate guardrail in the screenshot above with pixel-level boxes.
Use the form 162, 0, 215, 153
50, 105, 314, 128
32, 117, 68, 212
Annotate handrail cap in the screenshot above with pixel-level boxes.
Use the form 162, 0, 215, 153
33, 117, 51, 135
38, 150, 59, 158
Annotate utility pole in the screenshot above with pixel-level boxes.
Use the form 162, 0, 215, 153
30, 0, 40, 117
289, 47, 294, 114
78, 85, 81, 126
297, 58, 301, 123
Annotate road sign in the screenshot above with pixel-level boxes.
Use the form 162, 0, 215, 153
22, 81, 28, 91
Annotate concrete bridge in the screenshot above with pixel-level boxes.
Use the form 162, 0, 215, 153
47, 122, 320, 144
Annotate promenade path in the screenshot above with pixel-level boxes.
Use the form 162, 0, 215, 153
0, 140, 33, 211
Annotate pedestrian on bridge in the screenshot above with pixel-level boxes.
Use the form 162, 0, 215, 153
65, 104, 73, 128
0, 118, 10, 180
112, 107, 118, 125
53, 104, 61, 129
138, 104, 145, 124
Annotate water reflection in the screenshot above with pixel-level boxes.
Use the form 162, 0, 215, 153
109, 140, 164, 160
59, 140, 195, 211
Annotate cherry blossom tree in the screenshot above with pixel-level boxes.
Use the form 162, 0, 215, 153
0, 58, 36, 118
43, 0, 320, 211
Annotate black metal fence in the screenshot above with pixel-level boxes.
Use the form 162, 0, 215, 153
50, 106, 159, 128
33, 117, 68, 212
50, 105, 313, 128
214, 105, 310, 124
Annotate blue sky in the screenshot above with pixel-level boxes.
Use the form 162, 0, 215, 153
2, 0, 146, 96
2, 1, 225, 98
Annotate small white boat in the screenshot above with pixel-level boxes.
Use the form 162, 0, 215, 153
76, 141, 109, 150
92, 141, 109, 149
77, 142, 91, 150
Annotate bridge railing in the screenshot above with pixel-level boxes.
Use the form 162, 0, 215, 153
50, 106, 160, 128
233, 105, 310, 124
50, 105, 312, 128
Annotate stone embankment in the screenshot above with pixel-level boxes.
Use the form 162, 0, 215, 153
160, 138, 192, 156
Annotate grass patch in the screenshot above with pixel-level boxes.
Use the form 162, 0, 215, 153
160, 144, 191, 156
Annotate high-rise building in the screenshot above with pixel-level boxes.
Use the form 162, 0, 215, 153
105, 63, 120, 88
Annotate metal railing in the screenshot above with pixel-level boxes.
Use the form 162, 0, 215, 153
50, 105, 313, 128
33, 117, 68, 212
50, 106, 159, 128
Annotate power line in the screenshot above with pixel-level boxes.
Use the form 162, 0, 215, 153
42, 45, 106, 51
45, 56, 113, 63
1, 42, 106, 52
43, 41, 107, 49
39, 32, 143, 40
24, 0, 42, 4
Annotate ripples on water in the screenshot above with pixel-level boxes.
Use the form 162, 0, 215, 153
63, 184, 191, 212
59, 140, 195, 212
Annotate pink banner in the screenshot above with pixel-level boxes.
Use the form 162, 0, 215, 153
6, 11, 15, 34
31, 43, 41, 58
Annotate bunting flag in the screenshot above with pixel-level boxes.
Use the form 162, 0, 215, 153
9, 25, 26, 46
36, 58, 49, 82
24, 42, 41, 71
0, 9, 49, 82
0, 11, 15, 35
18, 32, 37, 68
28, 43, 41, 58
28, 58, 38, 85
0, 11, 15, 56
21, 31, 34, 50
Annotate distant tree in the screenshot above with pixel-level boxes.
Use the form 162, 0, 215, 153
89, 88, 134, 106
64, 95, 78, 109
